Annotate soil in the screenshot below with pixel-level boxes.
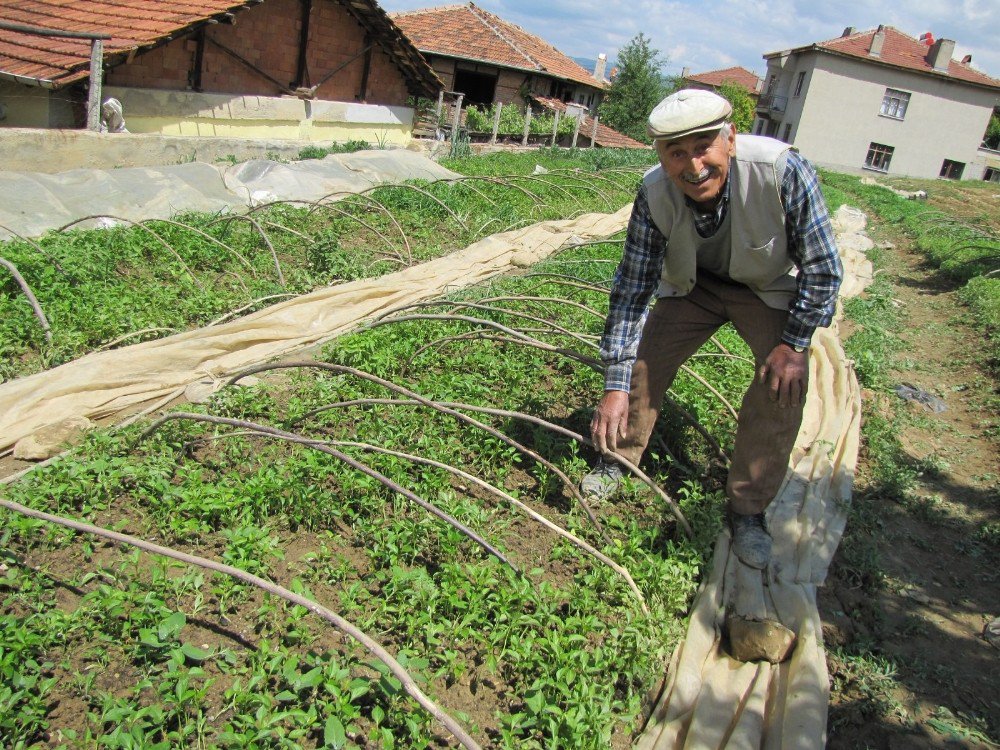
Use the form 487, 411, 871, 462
822, 184, 1000, 749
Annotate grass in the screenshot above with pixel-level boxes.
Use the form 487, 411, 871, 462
820, 171, 1000, 373
0, 198, 751, 747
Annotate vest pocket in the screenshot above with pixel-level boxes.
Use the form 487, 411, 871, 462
745, 237, 776, 257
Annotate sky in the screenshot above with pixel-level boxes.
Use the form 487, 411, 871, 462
380, 0, 1000, 81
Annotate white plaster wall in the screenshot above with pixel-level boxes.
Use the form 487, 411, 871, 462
787, 55, 997, 180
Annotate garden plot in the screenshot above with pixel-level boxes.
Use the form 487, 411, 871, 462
0, 229, 754, 748
0, 149, 653, 387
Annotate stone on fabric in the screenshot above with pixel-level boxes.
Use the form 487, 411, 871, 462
726, 615, 797, 664
13, 416, 95, 461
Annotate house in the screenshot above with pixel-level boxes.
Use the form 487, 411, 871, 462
753, 25, 1000, 181
0, 0, 441, 145
390, 2, 606, 112
681, 66, 763, 99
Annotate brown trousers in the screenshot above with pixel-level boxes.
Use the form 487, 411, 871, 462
615, 274, 806, 515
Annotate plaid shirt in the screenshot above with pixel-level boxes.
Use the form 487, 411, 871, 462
601, 149, 843, 392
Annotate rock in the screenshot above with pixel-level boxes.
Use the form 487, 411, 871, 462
12, 416, 95, 461
184, 379, 219, 404
726, 615, 797, 664
510, 250, 537, 267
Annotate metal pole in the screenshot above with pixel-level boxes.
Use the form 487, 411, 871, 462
86, 38, 103, 131
489, 104, 501, 145
550, 110, 560, 147
450, 93, 464, 142
590, 115, 599, 148
571, 112, 581, 148
521, 106, 532, 147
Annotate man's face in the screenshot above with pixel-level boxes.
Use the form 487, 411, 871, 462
655, 128, 736, 208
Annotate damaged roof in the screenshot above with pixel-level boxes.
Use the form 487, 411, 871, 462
532, 95, 645, 149
391, 3, 604, 90
0, 0, 441, 96
768, 26, 1000, 89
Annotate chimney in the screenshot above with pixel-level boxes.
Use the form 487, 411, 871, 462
842, 26, 856, 37
593, 53, 607, 81
681, 66, 691, 78
927, 38, 956, 71
868, 25, 885, 57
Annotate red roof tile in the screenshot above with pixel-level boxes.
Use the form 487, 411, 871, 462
532, 95, 645, 149
684, 66, 762, 95
769, 26, 999, 89
0, 0, 441, 95
392, 3, 604, 90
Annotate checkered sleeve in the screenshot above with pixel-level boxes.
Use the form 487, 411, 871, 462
599, 183, 665, 392
781, 150, 843, 348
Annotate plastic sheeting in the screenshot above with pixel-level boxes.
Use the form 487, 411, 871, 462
635, 204, 874, 749
0, 206, 632, 455
0, 150, 459, 240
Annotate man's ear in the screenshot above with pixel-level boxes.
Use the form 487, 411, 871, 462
727, 128, 737, 156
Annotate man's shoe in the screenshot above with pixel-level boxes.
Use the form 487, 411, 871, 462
580, 458, 624, 500
730, 512, 772, 570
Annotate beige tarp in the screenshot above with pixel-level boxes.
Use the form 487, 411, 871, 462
0, 206, 631, 454
636, 204, 873, 749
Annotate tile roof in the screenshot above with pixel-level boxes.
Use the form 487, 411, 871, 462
391, 3, 604, 90
0, 0, 441, 96
684, 66, 762, 95
532, 95, 645, 149
769, 26, 1000, 89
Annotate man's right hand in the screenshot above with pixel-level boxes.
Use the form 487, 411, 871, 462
590, 389, 630, 455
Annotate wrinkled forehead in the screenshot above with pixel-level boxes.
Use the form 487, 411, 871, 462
656, 129, 724, 151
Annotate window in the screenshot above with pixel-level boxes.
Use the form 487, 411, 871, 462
793, 71, 806, 97
782, 123, 793, 142
865, 142, 894, 172
880, 88, 910, 119
939, 160, 965, 180
985, 167, 1000, 183
754, 119, 765, 135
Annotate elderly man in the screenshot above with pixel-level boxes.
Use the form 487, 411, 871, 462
583, 88, 842, 569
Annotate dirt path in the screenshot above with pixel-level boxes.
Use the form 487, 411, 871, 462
821, 213, 1000, 748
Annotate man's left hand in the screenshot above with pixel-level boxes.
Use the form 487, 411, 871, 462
758, 344, 809, 408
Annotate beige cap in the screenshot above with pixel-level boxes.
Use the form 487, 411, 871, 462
647, 88, 733, 141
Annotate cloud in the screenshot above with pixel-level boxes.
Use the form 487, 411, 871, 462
381, 0, 1000, 78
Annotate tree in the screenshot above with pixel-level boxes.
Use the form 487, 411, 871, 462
598, 33, 667, 144
984, 109, 1000, 150
717, 82, 756, 133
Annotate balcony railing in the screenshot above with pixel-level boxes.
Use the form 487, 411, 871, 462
756, 94, 788, 113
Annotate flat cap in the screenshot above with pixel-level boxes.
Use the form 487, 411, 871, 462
647, 88, 733, 141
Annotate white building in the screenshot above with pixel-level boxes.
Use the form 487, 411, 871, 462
753, 26, 1000, 181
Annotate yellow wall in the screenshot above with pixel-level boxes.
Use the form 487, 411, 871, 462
123, 116, 411, 146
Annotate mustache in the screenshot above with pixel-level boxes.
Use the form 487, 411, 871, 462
682, 167, 714, 183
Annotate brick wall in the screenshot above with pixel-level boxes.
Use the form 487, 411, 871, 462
106, 0, 413, 105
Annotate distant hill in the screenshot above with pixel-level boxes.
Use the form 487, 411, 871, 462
572, 56, 614, 77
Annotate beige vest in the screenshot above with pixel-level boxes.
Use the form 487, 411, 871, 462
643, 135, 797, 311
